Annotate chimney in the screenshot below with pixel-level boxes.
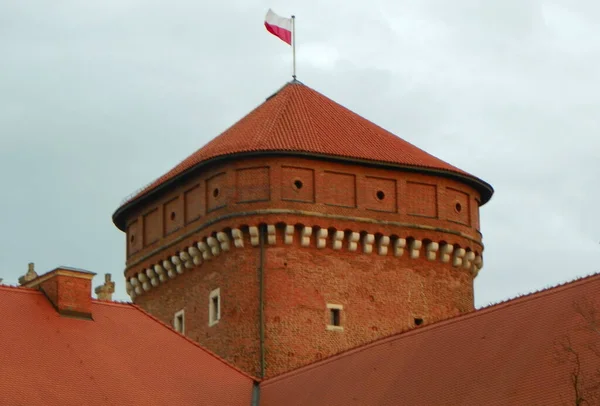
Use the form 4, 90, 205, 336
22, 266, 96, 319
95, 273, 115, 301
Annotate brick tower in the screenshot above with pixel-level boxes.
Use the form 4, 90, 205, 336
112, 81, 493, 378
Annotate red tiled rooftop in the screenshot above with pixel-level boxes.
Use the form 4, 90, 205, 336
261, 274, 600, 406
114, 81, 493, 228
0, 285, 254, 406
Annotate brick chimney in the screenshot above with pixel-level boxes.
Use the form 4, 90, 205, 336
95, 273, 115, 301
22, 266, 96, 319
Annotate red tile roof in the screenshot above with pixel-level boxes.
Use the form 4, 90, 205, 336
261, 274, 600, 406
0, 285, 254, 406
113, 81, 493, 229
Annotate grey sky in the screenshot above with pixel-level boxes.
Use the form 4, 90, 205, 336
1, 1, 598, 307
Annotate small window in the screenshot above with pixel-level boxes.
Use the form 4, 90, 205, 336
326, 304, 344, 332
173, 309, 185, 334
209, 288, 221, 326
330, 308, 340, 326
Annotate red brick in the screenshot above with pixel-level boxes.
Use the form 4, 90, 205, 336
122, 155, 484, 378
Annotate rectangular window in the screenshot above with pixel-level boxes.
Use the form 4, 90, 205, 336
330, 308, 341, 326
326, 303, 344, 332
173, 309, 185, 334
209, 288, 221, 326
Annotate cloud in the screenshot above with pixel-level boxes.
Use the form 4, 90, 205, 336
0, 0, 599, 309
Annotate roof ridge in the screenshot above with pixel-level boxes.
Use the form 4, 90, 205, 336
91, 299, 135, 308
0, 284, 40, 293
118, 82, 294, 208
129, 303, 260, 382
475, 271, 600, 311
253, 82, 294, 146
262, 271, 600, 385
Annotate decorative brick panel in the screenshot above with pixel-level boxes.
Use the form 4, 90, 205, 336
406, 182, 437, 218
281, 166, 315, 203
322, 171, 356, 208
164, 197, 183, 235
363, 176, 397, 213
446, 187, 471, 226
127, 220, 141, 255
143, 208, 161, 246
184, 185, 203, 223
206, 172, 227, 213
236, 167, 270, 203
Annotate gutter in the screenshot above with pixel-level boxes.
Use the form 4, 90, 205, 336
259, 224, 266, 379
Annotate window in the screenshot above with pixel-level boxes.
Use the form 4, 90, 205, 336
173, 309, 185, 334
209, 288, 221, 326
326, 303, 344, 332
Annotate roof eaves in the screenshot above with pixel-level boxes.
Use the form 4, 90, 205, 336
112, 149, 493, 231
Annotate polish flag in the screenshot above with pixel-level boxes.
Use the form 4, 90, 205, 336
264, 9, 292, 45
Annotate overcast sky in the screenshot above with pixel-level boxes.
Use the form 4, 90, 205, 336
1, 0, 598, 307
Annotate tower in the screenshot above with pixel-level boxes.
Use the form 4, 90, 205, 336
112, 81, 493, 378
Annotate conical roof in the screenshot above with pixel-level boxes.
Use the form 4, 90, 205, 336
114, 81, 492, 228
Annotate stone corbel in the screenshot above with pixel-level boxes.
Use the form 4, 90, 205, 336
378, 236, 390, 256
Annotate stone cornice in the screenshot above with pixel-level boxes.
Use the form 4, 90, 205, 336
125, 223, 484, 300
125, 209, 482, 270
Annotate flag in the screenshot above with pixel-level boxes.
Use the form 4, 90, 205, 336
264, 9, 292, 45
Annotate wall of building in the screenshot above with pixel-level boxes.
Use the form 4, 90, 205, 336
134, 244, 262, 377
124, 156, 483, 269
131, 222, 476, 378
124, 155, 484, 378
263, 241, 473, 376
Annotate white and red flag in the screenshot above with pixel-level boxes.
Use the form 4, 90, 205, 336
264, 9, 292, 45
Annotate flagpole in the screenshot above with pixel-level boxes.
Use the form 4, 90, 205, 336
292, 15, 296, 80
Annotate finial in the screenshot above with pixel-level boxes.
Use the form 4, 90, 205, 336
18, 262, 39, 285
95, 273, 116, 301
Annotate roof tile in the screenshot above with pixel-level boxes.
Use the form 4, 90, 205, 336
0, 286, 254, 406
116, 81, 492, 223
260, 273, 600, 405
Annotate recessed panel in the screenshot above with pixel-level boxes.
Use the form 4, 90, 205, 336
446, 187, 471, 226
323, 171, 356, 208
185, 185, 203, 223
236, 167, 270, 203
143, 208, 161, 246
164, 196, 183, 235
281, 166, 315, 203
364, 176, 397, 213
127, 220, 140, 256
206, 172, 227, 213
406, 182, 437, 218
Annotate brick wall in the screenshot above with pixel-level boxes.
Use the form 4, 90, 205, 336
132, 225, 475, 378
123, 156, 482, 268
264, 244, 473, 376
38, 274, 92, 316
134, 244, 262, 377
124, 155, 484, 378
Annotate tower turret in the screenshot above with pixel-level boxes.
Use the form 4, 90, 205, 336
113, 81, 493, 377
